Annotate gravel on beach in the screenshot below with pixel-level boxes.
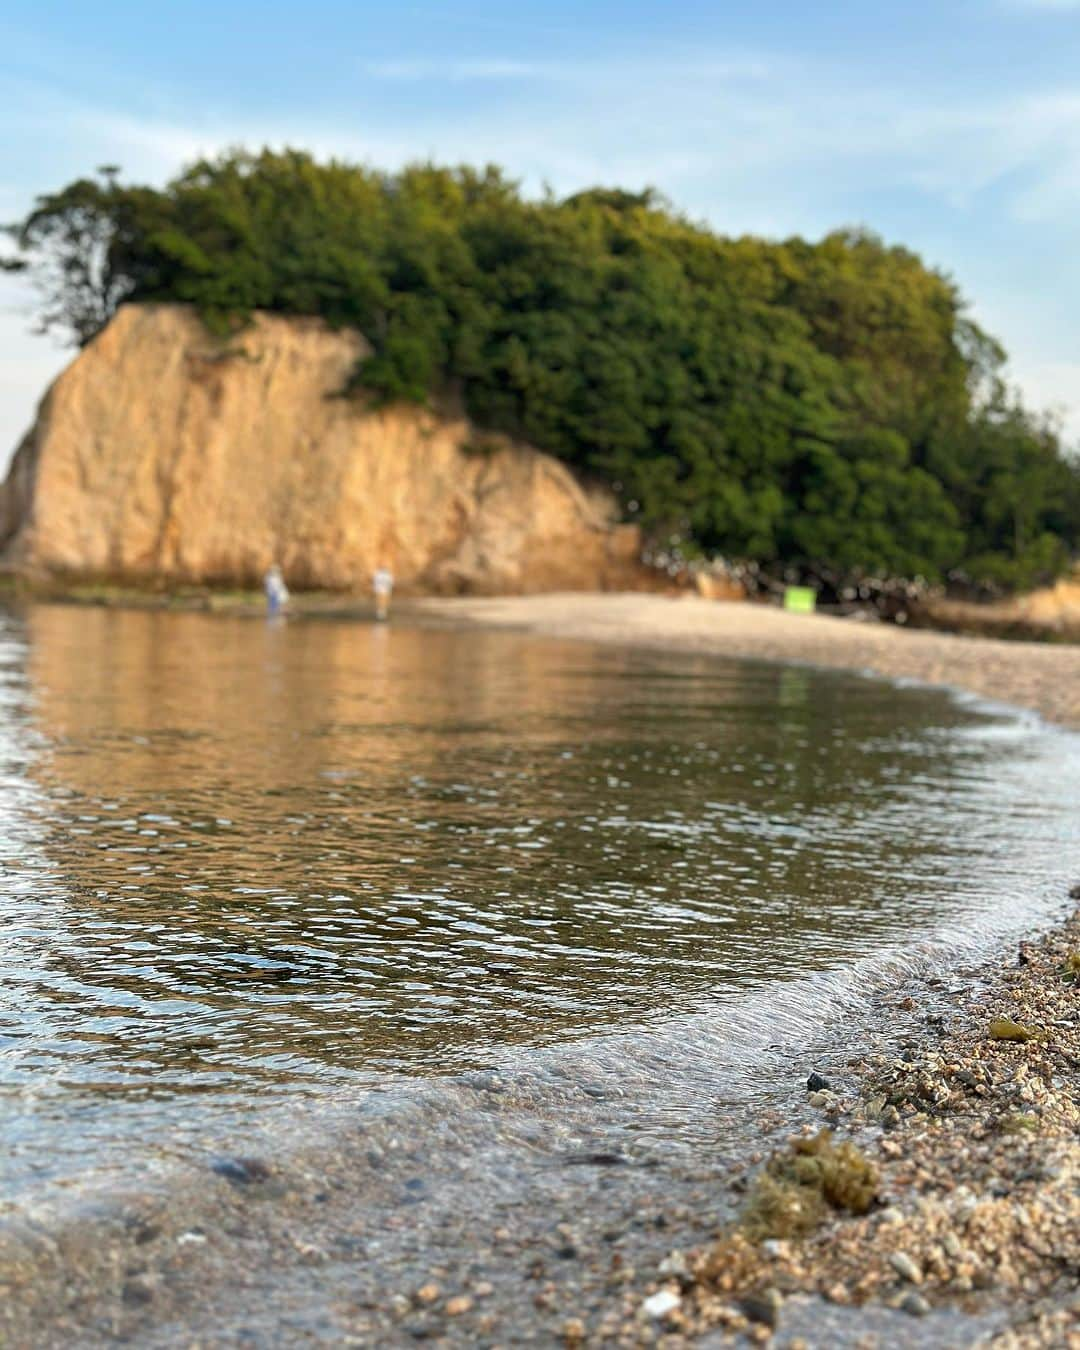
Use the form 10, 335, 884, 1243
641, 906, 1080, 1349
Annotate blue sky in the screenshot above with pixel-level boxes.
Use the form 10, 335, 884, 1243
3, 0, 1080, 461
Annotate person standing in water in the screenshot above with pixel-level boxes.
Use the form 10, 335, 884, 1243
372, 563, 394, 622
263, 563, 289, 617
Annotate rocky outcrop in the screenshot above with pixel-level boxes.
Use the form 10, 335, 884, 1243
0, 304, 647, 593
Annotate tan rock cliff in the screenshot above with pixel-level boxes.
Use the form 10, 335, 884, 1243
0, 304, 647, 593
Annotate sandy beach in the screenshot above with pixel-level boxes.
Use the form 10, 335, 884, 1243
416, 593, 1080, 731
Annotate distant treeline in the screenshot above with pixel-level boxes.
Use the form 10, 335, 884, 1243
5, 150, 1078, 591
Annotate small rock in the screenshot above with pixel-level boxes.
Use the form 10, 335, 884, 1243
942, 1232, 963, 1260
471, 1281, 494, 1298
563, 1318, 587, 1344
210, 1155, 271, 1185
741, 1288, 782, 1328
863, 1095, 887, 1121
641, 1289, 681, 1319
900, 1292, 931, 1317
415, 1283, 441, 1305
806, 1071, 831, 1092
121, 1276, 156, 1306
657, 1251, 689, 1280
890, 1252, 923, 1285
445, 1296, 472, 1316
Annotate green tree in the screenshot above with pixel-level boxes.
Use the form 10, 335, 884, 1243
5, 150, 1078, 591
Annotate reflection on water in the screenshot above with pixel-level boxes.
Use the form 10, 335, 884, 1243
0, 604, 1078, 1188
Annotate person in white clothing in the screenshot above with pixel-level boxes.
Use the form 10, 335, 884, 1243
264, 563, 289, 616
372, 564, 394, 621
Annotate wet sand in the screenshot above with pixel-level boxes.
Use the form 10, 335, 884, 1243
415, 593, 1080, 730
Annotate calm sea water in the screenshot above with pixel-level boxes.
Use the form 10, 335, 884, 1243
1, 604, 1078, 1199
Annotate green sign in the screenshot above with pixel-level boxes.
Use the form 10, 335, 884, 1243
783, 586, 817, 614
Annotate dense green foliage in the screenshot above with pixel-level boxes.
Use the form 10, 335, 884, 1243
6, 151, 1078, 590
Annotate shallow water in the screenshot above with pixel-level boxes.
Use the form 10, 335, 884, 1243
1, 604, 1078, 1200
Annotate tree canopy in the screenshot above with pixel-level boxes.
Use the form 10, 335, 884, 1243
6, 149, 1078, 591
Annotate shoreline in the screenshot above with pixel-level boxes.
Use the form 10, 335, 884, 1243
418, 595, 1080, 1344
4, 902, 1076, 1347
411, 593, 1080, 732
6, 583, 1079, 725
667, 903, 1080, 1349
2, 593, 1078, 1346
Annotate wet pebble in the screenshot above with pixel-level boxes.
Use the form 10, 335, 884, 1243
899, 1292, 931, 1317
889, 1251, 923, 1285
210, 1155, 272, 1186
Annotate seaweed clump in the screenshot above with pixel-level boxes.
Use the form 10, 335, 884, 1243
742, 1129, 878, 1240
988, 1016, 1044, 1042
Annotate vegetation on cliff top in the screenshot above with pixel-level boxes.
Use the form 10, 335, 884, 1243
5, 151, 1079, 590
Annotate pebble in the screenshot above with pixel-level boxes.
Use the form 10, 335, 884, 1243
806, 1071, 831, 1092
899, 1292, 931, 1317
889, 1252, 923, 1285
209, 1155, 271, 1185
445, 1295, 472, 1316
121, 1275, 156, 1306
657, 1251, 689, 1280
415, 1283, 441, 1305
741, 1288, 782, 1328
641, 1289, 681, 1319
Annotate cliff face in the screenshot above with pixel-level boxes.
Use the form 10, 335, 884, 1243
0, 304, 645, 593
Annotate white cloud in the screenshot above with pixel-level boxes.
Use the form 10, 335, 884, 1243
361, 54, 772, 85
363, 58, 558, 82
